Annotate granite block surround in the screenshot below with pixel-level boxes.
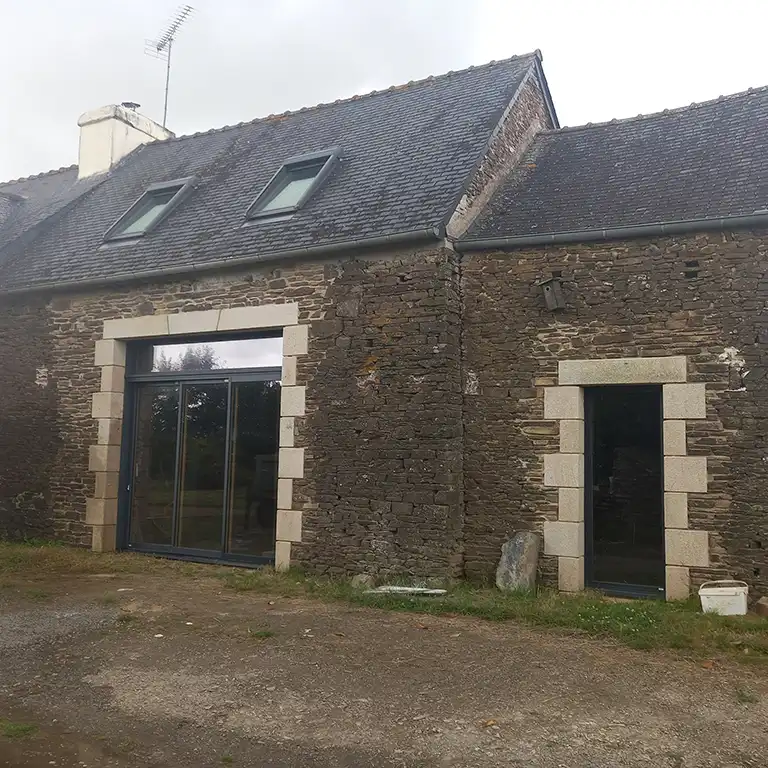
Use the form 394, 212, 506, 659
89, 302, 307, 571
541, 356, 709, 600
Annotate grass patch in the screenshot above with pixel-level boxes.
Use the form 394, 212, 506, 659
20, 537, 66, 548
2, 541, 767, 663
24, 588, 50, 601
221, 755, 234, 764
0, 719, 38, 739
0, 540, 211, 578
98, 593, 118, 606
247, 628, 275, 640
221, 569, 768, 662
222, 568, 309, 596
735, 687, 759, 703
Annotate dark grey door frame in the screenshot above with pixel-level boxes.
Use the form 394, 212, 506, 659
118, 362, 281, 565
583, 385, 666, 600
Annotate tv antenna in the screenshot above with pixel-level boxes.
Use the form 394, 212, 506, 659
145, 4, 195, 128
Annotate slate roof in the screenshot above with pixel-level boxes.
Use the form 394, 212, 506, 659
0, 166, 99, 251
464, 86, 768, 242
0, 53, 540, 292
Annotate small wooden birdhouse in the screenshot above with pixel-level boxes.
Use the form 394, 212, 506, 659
537, 277, 566, 311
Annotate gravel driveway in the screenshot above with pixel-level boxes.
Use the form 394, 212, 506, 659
0, 572, 766, 767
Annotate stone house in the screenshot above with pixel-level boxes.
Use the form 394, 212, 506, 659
1, 50, 766, 600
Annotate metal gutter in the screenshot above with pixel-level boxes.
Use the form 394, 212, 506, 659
456, 212, 768, 251
0, 226, 443, 297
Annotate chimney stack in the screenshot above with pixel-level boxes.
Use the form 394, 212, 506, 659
77, 104, 174, 179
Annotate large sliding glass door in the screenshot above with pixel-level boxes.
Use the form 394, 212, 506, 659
122, 335, 282, 564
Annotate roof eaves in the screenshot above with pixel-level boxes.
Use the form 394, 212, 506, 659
456, 211, 768, 251
0, 226, 444, 297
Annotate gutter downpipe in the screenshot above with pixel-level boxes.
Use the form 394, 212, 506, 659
455, 212, 768, 252
0, 226, 444, 298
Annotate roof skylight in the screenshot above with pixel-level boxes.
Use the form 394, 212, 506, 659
104, 178, 193, 240
246, 149, 338, 219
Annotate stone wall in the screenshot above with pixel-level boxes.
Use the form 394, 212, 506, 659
0, 296, 59, 540
1, 245, 463, 577
4, 229, 767, 594
461, 230, 768, 594
296, 250, 463, 577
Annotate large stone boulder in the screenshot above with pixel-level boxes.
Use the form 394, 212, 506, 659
351, 573, 374, 589
496, 531, 542, 592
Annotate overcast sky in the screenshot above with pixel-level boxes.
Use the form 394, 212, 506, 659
1, 0, 767, 181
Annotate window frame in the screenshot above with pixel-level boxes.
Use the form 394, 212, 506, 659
126, 329, 283, 380
245, 148, 339, 220
103, 176, 195, 242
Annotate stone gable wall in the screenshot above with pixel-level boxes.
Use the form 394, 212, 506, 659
461, 230, 768, 594
447, 72, 553, 239
0, 245, 464, 577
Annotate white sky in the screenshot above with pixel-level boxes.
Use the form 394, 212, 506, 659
1, 0, 767, 181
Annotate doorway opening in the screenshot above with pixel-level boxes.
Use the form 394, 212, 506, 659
584, 385, 665, 597
119, 334, 282, 565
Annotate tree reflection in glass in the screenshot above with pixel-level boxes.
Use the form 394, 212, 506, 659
129, 384, 179, 546
128, 338, 281, 559
177, 382, 228, 550
150, 338, 282, 372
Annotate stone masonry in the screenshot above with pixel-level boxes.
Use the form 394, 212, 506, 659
299, 250, 463, 577
448, 70, 554, 238
0, 245, 464, 578
1, 230, 767, 597
0, 295, 59, 540
461, 230, 768, 596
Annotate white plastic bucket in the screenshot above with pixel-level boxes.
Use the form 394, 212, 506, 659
698, 580, 749, 616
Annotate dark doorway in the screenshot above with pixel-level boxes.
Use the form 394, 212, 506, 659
121, 335, 282, 565
585, 385, 665, 597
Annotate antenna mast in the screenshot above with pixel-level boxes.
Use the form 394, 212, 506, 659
145, 4, 194, 128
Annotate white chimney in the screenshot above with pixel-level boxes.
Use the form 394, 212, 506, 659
76, 104, 174, 179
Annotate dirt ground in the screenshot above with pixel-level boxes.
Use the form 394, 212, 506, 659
0, 571, 766, 768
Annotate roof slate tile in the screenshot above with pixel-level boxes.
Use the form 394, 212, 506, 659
0, 54, 536, 291
465, 86, 768, 241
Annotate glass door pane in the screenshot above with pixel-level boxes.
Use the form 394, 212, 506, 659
177, 382, 229, 551
129, 384, 180, 546
227, 380, 280, 557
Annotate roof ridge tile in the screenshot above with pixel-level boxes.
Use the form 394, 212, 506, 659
543, 82, 768, 135
166, 52, 539, 145
0, 164, 77, 188
2, 53, 540, 181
